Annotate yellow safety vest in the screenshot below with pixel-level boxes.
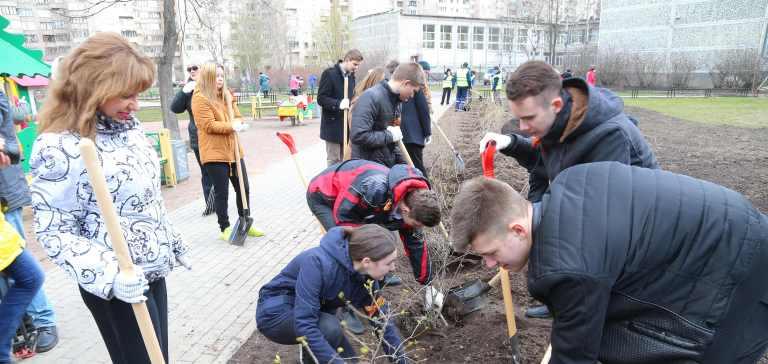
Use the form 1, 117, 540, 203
456, 69, 469, 87
442, 75, 453, 88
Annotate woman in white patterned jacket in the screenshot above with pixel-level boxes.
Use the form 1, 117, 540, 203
29, 33, 189, 364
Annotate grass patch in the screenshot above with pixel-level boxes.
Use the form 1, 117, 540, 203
136, 104, 259, 123
624, 97, 768, 128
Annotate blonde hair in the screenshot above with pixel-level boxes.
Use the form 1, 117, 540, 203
352, 67, 385, 106
38, 33, 155, 137
196, 63, 234, 121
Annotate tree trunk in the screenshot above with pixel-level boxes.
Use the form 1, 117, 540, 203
160, 0, 180, 140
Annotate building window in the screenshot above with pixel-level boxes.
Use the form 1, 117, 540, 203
472, 26, 484, 50
558, 31, 567, 45
25, 33, 39, 43
440, 25, 452, 49
0, 6, 14, 15
121, 30, 138, 38
40, 22, 53, 30
423, 24, 435, 49
503, 28, 514, 51
488, 27, 499, 50
588, 28, 598, 43
572, 30, 584, 44
34, 0, 49, 5
518, 28, 528, 51
17, 8, 33, 17
457, 25, 469, 49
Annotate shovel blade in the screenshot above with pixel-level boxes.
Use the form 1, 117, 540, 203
228, 215, 253, 246
508, 334, 523, 364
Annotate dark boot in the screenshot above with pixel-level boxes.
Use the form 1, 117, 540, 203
525, 305, 552, 319
35, 326, 59, 353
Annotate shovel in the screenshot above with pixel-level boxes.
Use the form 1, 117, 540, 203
276, 132, 327, 234
228, 133, 253, 246
79, 139, 166, 364
481, 141, 522, 364
343, 76, 352, 161
431, 120, 465, 174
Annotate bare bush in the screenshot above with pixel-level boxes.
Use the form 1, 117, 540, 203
668, 54, 697, 88
711, 49, 763, 89
626, 53, 665, 88
597, 46, 629, 88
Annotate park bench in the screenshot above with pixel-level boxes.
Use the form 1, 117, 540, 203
145, 128, 177, 187
251, 94, 279, 119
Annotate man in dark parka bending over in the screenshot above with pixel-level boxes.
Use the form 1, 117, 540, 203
451, 162, 768, 364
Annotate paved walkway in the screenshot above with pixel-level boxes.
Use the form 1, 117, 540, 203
23, 97, 450, 364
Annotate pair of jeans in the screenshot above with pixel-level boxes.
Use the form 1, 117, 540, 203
80, 279, 169, 364
4, 208, 56, 328
0, 250, 44, 363
204, 160, 250, 232
256, 295, 355, 363
455, 87, 469, 109
325, 141, 342, 166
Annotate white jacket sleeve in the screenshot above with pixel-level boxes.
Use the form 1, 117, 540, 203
30, 133, 120, 299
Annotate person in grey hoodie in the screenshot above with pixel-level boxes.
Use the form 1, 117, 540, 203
0, 91, 59, 353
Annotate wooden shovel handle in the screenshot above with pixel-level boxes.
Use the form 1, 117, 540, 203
79, 138, 166, 364
343, 76, 350, 161
232, 133, 248, 211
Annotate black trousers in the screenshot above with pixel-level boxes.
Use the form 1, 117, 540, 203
702, 239, 768, 363
80, 279, 168, 364
440, 87, 452, 105
192, 147, 214, 202
204, 160, 250, 231
404, 143, 428, 178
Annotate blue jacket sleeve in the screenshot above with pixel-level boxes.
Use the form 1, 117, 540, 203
294, 256, 345, 364
415, 91, 431, 139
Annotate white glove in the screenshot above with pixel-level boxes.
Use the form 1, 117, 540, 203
387, 126, 403, 143
424, 286, 445, 311
424, 135, 432, 145
339, 98, 350, 110
478, 132, 512, 152
182, 80, 196, 93
112, 268, 148, 304
176, 254, 192, 270
232, 122, 248, 133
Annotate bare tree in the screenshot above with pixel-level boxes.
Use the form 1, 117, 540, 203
597, 46, 629, 88
311, 0, 351, 66
711, 49, 764, 89
625, 53, 664, 88
668, 54, 697, 88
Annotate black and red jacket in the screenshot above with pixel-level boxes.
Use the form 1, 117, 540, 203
307, 159, 429, 228
307, 159, 433, 284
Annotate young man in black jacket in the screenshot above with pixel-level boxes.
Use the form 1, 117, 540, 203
350, 62, 424, 167
479, 60, 659, 318
452, 162, 768, 364
317, 49, 363, 166
400, 84, 431, 177
170, 64, 214, 215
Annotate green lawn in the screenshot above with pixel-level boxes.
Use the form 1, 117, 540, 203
136, 104, 257, 123
623, 97, 768, 128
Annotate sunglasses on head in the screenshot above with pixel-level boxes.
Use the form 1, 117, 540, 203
187, 65, 199, 72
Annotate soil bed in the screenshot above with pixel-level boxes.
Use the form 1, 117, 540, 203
230, 102, 768, 363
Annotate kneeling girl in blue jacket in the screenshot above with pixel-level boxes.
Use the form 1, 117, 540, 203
256, 225, 409, 363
